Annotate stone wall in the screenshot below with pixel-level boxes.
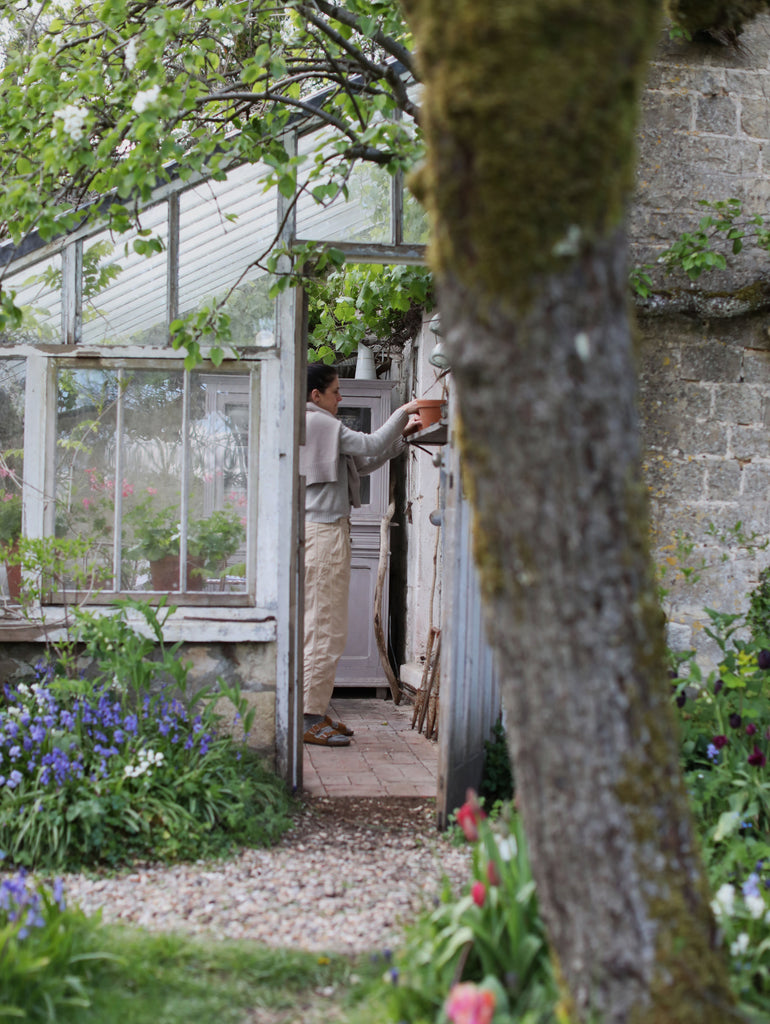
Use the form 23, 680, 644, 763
633, 15, 770, 665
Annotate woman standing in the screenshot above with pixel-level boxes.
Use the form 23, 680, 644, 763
300, 363, 421, 746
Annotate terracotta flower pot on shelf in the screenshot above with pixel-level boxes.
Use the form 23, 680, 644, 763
4, 544, 21, 602
149, 554, 206, 592
415, 399, 445, 428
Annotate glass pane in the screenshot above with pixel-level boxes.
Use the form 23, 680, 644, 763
1, 256, 62, 346
179, 164, 277, 349
0, 358, 25, 600
80, 204, 169, 346
121, 369, 185, 591
55, 367, 120, 591
296, 129, 391, 243
403, 186, 429, 244
338, 405, 371, 505
186, 372, 249, 593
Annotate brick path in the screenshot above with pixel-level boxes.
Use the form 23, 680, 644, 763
302, 696, 439, 798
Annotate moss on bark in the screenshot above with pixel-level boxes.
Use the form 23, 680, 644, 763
404, 0, 660, 309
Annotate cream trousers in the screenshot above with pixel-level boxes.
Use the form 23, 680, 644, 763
303, 518, 351, 716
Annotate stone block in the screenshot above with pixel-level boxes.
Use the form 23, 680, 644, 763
706, 459, 743, 499
212, 690, 275, 754
640, 92, 692, 133
725, 69, 770, 99
643, 454, 705, 503
742, 98, 770, 140
738, 461, 770, 496
696, 96, 737, 135
741, 348, 770, 384
713, 384, 763, 425
680, 341, 743, 383
731, 425, 770, 460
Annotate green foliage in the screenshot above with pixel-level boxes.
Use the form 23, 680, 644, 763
306, 263, 434, 364
478, 718, 514, 806
747, 566, 770, 645
384, 800, 560, 1024
0, 491, 22, 545
0, 600, 291, 869
0, 870, 118, 1021
631, 198, 770, 295
673, 605, 770, 1013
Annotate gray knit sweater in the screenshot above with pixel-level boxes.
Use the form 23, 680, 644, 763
301, 403, 409, 523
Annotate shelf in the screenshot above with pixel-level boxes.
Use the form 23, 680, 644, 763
407, 421, 448, 446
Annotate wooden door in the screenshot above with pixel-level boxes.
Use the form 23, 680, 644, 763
336, 379, 396, 687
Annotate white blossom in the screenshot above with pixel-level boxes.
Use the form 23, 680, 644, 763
730, 932, 750, 956
711, 882, 736, 919
495, 835, 517, 861
53, 104, 88, 142
132, 85, 161, 115
125, 38, 138, 71
746, 893, 765, 920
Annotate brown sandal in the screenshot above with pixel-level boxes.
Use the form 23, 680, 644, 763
323, 714, 354, 737
303, 721, 351, 746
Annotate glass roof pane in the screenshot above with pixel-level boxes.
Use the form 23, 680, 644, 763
1, 254, 62, 346
81, 203, 169, 346
295, 129, 391, 243
179, 163, 277, 349
403, 185, 429, 244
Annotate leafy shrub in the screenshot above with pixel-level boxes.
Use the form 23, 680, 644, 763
384, 794, 560, 1024
0, 600, 291, 869
673, 607, 770, 1012
0, 868, 114, 1019
478, 718, 514, 806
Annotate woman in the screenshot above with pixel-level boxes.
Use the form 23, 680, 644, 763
300, 363, 421, 746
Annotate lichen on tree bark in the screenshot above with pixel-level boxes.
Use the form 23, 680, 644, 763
401, 0, 739, 1020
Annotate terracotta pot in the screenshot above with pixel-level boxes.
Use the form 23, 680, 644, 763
415, 399, 445, 428
149, 555, 206, 592
4, 544, 21, 602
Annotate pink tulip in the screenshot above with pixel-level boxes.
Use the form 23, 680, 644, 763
445, 982, 496, 1024
471, 881, 486, 907
456, 789, 486, 843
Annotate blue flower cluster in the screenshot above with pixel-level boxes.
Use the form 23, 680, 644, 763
0, 672, 215, 797
0, 866, 65, 940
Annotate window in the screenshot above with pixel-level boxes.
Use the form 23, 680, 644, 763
54, 365, 255, 599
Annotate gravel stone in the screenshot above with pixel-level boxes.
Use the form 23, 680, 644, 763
52, 797, 471, 954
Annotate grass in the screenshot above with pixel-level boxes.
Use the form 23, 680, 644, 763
45, 923, 391, 1024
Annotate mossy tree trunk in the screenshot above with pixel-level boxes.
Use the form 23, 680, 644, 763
401, 1, 737, 1020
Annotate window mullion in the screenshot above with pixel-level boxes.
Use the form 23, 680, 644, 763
113, 369, 125, 591
61, 240, 82, 345
180, 369, 191, 590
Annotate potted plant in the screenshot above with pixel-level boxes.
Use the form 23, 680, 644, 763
0, 492, 22, 600
126, 493, 245, 591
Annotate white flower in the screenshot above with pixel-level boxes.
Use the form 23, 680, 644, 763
53, 104, 88, 142
746, 893, 765, 920
125, 38, 138, 70
495, 835, 517, 861
711, 883, 736, 919
132, 85, 160, 115
730, 932, 750, 957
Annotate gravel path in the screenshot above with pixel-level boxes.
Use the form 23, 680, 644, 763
56, 796, 471, 954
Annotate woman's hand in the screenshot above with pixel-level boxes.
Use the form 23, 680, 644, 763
402, 415, 423, 437
402, 398, 421, 415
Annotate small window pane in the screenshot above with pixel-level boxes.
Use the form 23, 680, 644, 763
0, 358, 25, 600
1, 257, 62, 346
186, 373, 249, 593
55, 367, 120, 590
296, 130, 391, 243
179, 164, 277, 349
80, 205, 169, 346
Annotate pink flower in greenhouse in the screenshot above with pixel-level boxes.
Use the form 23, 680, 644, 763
2, 492, 16, 503
146, 487, 157, 496
445, 982, 496, 1024
0, 467, 10, 478
471, 881, 486, 907
82, 498, 92, 509
240, 517, 247, 527
122, 482, 134, 497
